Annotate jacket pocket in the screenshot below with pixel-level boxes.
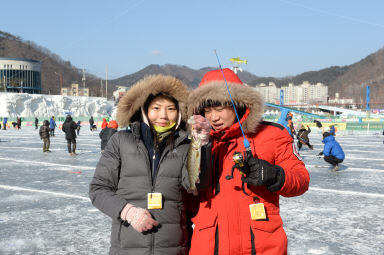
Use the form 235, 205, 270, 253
250, 214, 282, 233
250, 214, 287, 254
192, 210, 217, 231
190, 211, 218, 255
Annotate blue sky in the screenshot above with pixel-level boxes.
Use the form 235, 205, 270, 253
1, 0, 384, 79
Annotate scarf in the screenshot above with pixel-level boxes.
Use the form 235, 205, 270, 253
153, 122, 176, 142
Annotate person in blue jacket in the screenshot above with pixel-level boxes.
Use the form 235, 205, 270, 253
2, 117, 8, 130
329, 125, 336, 136
318, 132, 345, 171
49, 116, 57, 136
277, 109, 295, 137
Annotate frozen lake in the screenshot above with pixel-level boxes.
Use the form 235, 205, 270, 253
0, 126, 383, 254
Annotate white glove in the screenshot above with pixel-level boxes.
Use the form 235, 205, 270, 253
120, 203, 159, 232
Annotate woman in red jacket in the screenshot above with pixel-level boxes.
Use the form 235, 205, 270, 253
187, 69, 310, 255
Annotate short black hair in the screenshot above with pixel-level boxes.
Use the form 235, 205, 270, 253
199, 100, 246, 119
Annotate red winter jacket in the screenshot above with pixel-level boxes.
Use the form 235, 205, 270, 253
189, 111, 310, 255
101, 118, 108, 129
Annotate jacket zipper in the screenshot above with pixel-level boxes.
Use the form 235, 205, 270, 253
151, 148, 156, 255
138, 130, 187, 255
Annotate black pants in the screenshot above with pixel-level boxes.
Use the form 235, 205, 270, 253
66, 139, 76, 153
324, 155, 343, 166
50, 128, 55, 136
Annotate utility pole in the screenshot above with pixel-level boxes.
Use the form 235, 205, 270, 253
105, 65, 108, 99
100, 79, 103, 97
82, 68, 86, 96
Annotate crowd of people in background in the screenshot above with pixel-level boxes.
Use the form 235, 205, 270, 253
1, 115, 116, 157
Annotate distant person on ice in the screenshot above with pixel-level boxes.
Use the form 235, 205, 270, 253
17, 117, 22, 129
62, 115, 78, 156
39, 120, 51, 152
2, 117, 7, 130
99, 120, 118, 152
318, 132, 345, 171
35, 117, 39, 129
49, 116, 57, 136
277, 109, 295, 138
101, 118, 108, 129
329, 125, 337, 136
297, 124, 313, 150
76, 120, 81, 135
89, 116, 95, 131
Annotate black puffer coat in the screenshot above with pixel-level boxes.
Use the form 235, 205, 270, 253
297, 126, 311, 144
99, 127, 118, 150
62, 116, 77, 140
89, 74, 192, 255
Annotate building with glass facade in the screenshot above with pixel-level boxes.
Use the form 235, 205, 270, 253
0, 57, 41, 94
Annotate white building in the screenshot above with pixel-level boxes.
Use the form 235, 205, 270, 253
61, 83, 89, 97
254, 81, 328, 104
328, 93, 354, 104
253, 82, 280, 104
112, 85, 130, 104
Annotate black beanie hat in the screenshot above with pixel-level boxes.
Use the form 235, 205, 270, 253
323, 132, 331, 139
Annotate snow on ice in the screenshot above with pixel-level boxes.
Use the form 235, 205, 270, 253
0, 120, 384, 254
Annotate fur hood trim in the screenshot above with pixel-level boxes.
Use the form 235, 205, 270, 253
187, 82, 264, 133
116, 75, 189, 128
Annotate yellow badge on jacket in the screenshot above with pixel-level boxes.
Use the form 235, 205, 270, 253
249, 203, 266, 220
148, 193, 162, 209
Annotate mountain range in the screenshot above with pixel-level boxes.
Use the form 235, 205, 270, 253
1, 30, 383, 103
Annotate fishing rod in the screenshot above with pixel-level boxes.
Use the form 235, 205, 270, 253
214, 50, 251, 152
214, 50, 254, 195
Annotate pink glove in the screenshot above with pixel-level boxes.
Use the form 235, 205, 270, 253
120, 204, 159, 232
188, 115, 211, 145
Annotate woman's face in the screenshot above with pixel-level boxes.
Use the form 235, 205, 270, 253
147, 96, 178, 127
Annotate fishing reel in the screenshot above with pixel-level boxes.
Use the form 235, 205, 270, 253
226, 150, 254, 196
226, 151, 251, 180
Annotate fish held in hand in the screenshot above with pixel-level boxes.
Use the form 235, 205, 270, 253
187, 134, 201, 196
187, 117, 203, 196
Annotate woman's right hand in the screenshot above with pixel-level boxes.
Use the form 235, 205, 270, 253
120, 204, 159, 232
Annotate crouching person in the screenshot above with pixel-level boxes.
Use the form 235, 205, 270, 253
188, 69, 310, 255
318, 132, 345, 171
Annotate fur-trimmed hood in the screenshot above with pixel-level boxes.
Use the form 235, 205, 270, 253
116, 75, 190, 128
187, 81, 264, 133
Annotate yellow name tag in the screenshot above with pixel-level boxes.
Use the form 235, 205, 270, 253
249, 203, 266, 220
147, 193, 162, 209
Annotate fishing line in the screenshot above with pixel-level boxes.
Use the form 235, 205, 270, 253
214, 50, 251, 150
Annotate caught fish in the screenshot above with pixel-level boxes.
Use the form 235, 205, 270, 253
187, 127, 202, 196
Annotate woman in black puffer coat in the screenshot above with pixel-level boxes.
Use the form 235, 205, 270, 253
89, 75, 196, 255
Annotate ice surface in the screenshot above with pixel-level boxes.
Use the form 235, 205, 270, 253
0, 127, 383, 254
